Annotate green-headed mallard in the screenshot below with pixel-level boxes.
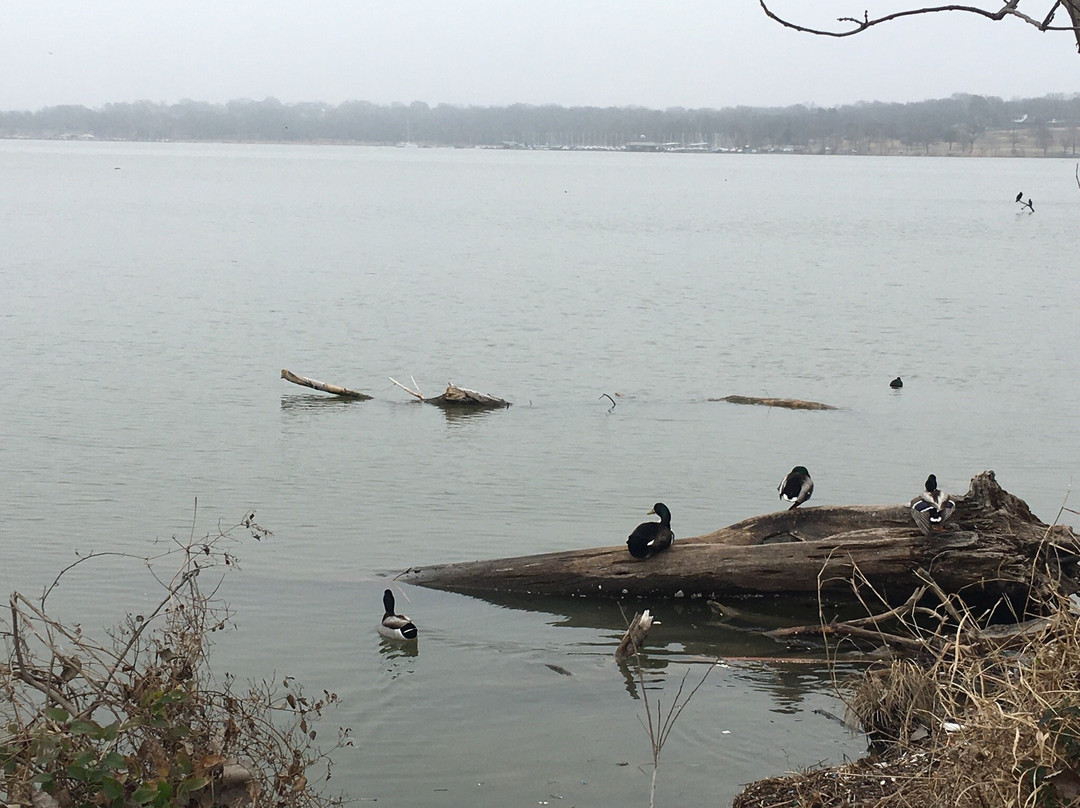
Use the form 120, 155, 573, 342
910, 474, 955, 535
378, 589, 418, 641
626, 503, 674, 559
778, 466, 813, 509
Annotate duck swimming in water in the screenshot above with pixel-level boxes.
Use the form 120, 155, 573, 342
890, 377, 903, 389
778, 466, 814, 509
626, 503, 674, 559
378, 589, 418, 641
910, 474, 956, 535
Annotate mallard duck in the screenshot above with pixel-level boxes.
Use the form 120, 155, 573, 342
778, 466, 813, 509
626, 503, 674, 559
890, 376, 903, 389
910, 474, 956, 535
378, 589, 418, 641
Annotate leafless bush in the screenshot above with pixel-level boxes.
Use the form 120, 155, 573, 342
1, 508, 351, 808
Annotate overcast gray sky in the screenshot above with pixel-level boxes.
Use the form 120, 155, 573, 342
2, 1, 1078, 112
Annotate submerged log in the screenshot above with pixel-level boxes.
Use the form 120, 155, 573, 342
400, 472, 1078, 605
427, 383, 510, 409
710, 394, 838, 410
389, 377, 510, 408
280, 369, 372, 399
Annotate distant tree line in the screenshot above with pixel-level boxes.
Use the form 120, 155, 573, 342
2, 93, 1079, 155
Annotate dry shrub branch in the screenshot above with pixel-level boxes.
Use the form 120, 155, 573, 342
1, 510, 352, 808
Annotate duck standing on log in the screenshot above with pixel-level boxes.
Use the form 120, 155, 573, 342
626, 503, 674, 559
778, 466, 814, 509
378, 589, 418, 641
910, 474, 956, 535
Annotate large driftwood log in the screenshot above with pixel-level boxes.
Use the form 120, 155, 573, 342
281, 369, 372, 399
399, 472, 1078, 605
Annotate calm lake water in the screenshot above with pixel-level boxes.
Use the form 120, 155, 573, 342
2, 140, 1079, 806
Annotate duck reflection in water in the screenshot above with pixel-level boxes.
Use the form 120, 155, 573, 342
379, 638, 419, 661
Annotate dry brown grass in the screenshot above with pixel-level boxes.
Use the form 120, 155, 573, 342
735, 480, 1080, 808
859, 597, 1080, 805
737, 582, 1080, 808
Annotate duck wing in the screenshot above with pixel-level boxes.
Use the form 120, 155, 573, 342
780, 474, 813, 508
651, 527, 674, 553
911, 496, 956, 536
380, 613, 418, 640
627, 522, 658, 558
627, 522, 675, 558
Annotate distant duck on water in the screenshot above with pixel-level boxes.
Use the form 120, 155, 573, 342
626, 503, 674, 559
890, 377, 903, 389
778, 466, 813, 509
378, 589, 418, 641
910, 474, 956, 535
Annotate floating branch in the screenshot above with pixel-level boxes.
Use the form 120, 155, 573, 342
710, 394, 838, 411
615, 609, 656, 661
280, 369, 372, 399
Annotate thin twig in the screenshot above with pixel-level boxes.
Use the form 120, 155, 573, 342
1040, 0, 1063, 28
915, 568, 977, 637
41, 550, 153, 606
388, 376, 423, 400
767, 586, 927, 639
9, 594, 80, 716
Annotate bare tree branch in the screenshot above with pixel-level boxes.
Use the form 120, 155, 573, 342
759, 0, 1080, 51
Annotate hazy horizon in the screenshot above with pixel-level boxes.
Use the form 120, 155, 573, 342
5, 88, 1079, 116
3, 1, 1079, 114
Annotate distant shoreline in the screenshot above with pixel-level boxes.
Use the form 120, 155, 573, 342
3, 94, 1078, 158
3, 130, 1076, 158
